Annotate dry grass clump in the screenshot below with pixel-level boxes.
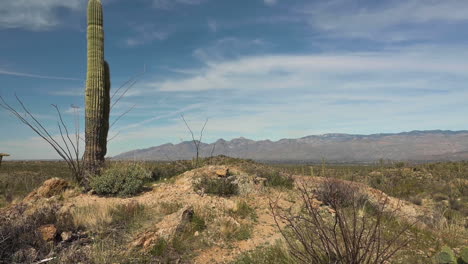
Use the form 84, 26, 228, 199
195, 175, 239, 196
158, 201, 183, 215
71, 200, 148, 235
232, 241, 294, 264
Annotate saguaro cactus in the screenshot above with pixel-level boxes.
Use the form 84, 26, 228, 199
84, 0, 111, 180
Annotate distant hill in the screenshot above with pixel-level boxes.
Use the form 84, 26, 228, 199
113, 130, 468, 163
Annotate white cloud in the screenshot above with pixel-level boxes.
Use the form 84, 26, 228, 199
0, 68, 82, 81
152, 0, 208, 9
207, 19, 218, 32
125, 24, 170, 47
264, 0, 277, 6
0, 0, 84, 30
142, 45, 468, 92
299, 0, 468, 41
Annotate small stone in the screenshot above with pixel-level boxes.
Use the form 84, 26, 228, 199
61, 231, 73, 242
38, 224, 57, 241
194, 231, 200, 237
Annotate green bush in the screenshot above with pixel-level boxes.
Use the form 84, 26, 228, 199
148, 161, 194, 182
90, 163, 152, 196
265, 172, 294, 189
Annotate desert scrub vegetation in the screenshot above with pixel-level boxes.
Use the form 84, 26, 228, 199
229, 200, 258, 221
146, 160, 195, 182
0, 202, 76, 263
271, 179, 415, 264
90, 162, 152, 196
232, 242, 294, 264
195, 175, 239, 196
0, 161, 73, 206
275, 161, 467, 225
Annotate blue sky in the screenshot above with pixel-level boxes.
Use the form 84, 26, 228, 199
1, 0, 468, 159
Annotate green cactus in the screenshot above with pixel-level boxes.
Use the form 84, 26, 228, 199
83, 0, 111, 181
436, 246, 456, 264
460, 247, 468, 264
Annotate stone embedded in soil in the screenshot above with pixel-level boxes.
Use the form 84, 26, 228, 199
38, 224, 57, 241
216, 168, 229, 177
61, 231, 73, 242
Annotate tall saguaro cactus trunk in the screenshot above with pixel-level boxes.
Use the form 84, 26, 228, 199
83, 0, 111, 186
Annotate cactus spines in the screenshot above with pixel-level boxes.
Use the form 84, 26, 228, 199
84, 0, 111, 180
437, 246, 456, 264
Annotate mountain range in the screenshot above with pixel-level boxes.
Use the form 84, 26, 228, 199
113, 130, 468, 163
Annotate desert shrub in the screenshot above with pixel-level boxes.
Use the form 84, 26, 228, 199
90, 163, 152, 196
265, 172, 294, 189
150, 238, 169, 257
148, 160, 194, 182
195, 176, 238, 196
229, 200, 257, 220
315, 178, 367, 208
232, 224, 252, 241
232, 243, 294, 264
271, 180, 414, 264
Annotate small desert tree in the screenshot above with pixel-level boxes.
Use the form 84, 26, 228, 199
181, 114, 208, 167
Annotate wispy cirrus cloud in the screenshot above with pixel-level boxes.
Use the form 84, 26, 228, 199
142, 44, 468, 92
264, 0, 277, 6
0, 68, 82, 81
0, 0, 84, 31
298, 0, 468, 41
125, 23, 171, 47
152, 0, 208, 9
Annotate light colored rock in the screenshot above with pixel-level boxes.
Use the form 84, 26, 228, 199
61, 231, 73, 242
38, 224, 57, 241
216, 168, 229, 177
24, 178, 69, 201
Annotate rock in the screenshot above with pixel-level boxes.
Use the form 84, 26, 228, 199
24, 178, 69, 201
131, 205, 196, 251
61, 231, 73, 242
176, 207, 194, 233
216, 168, 229, 177
38, 224, 57, 241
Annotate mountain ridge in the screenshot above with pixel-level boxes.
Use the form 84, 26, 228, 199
113, 130, 468, 162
